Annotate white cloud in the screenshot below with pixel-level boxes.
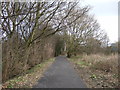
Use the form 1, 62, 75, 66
81, 0, 118, 43
96, 16, 118, 43
84, 0, 119, 3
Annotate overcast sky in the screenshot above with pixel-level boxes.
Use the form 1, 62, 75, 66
80, 0, 118, 43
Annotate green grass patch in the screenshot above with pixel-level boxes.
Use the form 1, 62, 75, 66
69, 55, 83, 63
77, 61, 86, 65
70, 55, 83, 60
70, 55, 89, 68
7, 76, 24, 88
90, 74, 97, 79
76, 61, 89, 67
26, 58, 54, 74
113, 74, 118, 78
7, 84, 13, 88
26, 64, 43, 73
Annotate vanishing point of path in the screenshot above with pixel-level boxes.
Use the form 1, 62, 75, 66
33, 56, 87, 88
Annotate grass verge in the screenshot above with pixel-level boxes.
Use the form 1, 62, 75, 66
2, 58, 55, 88
69, 54, 118, 88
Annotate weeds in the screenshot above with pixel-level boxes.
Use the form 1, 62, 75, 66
70, 54, 118, 88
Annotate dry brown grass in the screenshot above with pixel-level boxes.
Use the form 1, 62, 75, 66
80, 54, 118, 73
70, 53, 118, 88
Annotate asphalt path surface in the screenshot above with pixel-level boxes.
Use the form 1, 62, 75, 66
33, 56, 87, 88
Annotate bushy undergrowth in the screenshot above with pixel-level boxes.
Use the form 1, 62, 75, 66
73, 54, 118, 73
2, 58, 55, 88
86, 54, 117, 73
2, 37, 55, 82
70, 53, 118, 88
